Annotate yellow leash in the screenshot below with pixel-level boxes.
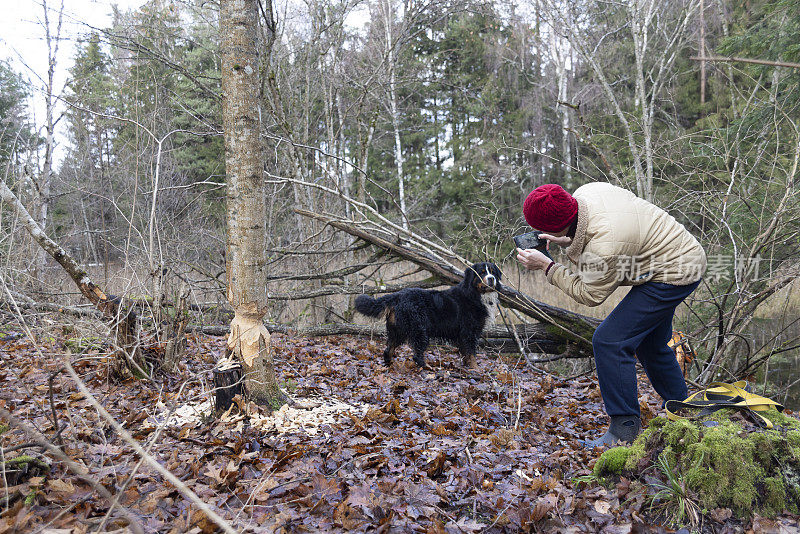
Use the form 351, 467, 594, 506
665, 381, 784, 429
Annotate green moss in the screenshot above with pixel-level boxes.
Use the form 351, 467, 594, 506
762, 408, 800, 430
65, 336, 103, 353
783, 463, 800, 513
677, 419, 763, 514
6, 455, 49, 471
662, 418, 700, 452
543, 325, 568, 353
763, 476, 787, 515
648, 417, 668, 430
280, 378, 297, 393
627, 411, 800, 520
624, 427, 653, 470
751, 431, 786, 466
3, 455, 50, 486
0, 424, 8, 435
788, 430, 800, 462
593, 446, 632, 477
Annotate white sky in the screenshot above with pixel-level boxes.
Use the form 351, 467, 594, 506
1, 0, 369, 165
1, 0, 148, 163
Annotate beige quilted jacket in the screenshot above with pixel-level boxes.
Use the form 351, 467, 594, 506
545, 182, 706, 307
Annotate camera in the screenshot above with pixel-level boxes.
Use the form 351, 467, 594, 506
513, 230, 553, 261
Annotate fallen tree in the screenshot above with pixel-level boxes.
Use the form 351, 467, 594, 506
186, 321, 573, 357
1, 182, 596, 362
0, 179, 146, 377
0, 294, 582, 358
293, 208, 600, 354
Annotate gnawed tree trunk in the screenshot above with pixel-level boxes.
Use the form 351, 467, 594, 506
221, 0, 285, 408
214, 358, 244, 413
0, 179, 145, 377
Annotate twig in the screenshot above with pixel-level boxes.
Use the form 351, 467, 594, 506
497, 305, 552, 375
61, 358, 239, 534
498, 305, 528, 357
0, 407, 144, 534
48, 369, 64, 447
563, 366, 596, 381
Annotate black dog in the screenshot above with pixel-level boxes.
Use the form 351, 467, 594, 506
354, 262, 502, 368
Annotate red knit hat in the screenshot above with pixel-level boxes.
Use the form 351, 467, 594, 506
523, 184, 578, 232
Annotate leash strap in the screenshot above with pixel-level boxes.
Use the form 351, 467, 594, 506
665, 381, 784, 429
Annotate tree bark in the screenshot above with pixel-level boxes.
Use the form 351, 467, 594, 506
551, 31, 571, 185
214, 359, 244, 413
221, 0, 284, 408
699, 0, 706, 106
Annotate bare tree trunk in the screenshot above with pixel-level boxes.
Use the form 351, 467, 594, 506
699, 0, 706, 106
34, 0, 64, 280
551, 31, 571, 185
220, 0, 284, 408
336, 90, 351, 217
358, 116, 376, 204
381, 0, 408, 229
630, 0, 655, 200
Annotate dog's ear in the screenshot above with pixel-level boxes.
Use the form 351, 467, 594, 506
463, 264, 478, 287
492, 263, 503, 282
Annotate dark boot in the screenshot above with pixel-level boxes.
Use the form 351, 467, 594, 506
584, 415, 641, 448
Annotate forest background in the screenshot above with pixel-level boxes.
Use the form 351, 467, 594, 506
2, 0, 800, 401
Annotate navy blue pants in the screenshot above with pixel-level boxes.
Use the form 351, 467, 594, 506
592, 279, 700, 416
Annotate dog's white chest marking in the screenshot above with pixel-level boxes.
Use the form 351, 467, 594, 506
481, 292, 499, 329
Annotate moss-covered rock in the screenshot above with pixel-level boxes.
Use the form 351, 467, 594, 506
592, 408, 800, 519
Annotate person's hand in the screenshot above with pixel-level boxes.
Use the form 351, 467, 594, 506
516, 248, 552, 271
538, 233, 572, 247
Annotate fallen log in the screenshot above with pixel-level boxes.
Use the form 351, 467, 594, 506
0, 298, 102, 318
294, 209, 600, 349
186, 321, 584, 356
268, 278, 443, 300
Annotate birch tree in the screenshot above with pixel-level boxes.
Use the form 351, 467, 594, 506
379, 0, 409, 229
220, 0, 284, 407
31, 0, 64, 279
542, 0, 697, 200
550, 30, 572, 186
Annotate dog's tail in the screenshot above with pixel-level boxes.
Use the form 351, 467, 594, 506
354, 294, 388, 318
